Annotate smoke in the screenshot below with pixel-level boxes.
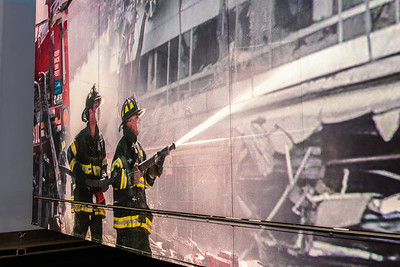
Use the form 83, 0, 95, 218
97, 77, 121, 153
67, 1, 129, 153
68, 49, 122, 155
68, 48, 97, 138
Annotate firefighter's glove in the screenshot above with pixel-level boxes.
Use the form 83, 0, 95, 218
148, 164, 163, 178
131, 163, 143, 185
100, 171, 110, 192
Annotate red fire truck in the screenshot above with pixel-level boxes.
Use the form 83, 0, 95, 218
33, 0, 71, 231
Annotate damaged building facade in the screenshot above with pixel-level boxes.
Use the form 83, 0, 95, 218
34, 0, 400, 266
132, 0, 400, 264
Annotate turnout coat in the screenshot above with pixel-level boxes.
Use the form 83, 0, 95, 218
111, 133, 155, 234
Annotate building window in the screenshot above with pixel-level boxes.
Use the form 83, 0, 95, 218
169, 36, 179, 84
179, 30, 191, 79
139, 54, 148, 92
156, 43, 168, 88
274, 0, 313, 32
191, 18, 219, 75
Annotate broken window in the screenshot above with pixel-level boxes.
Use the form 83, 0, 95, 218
169, 36, 179, 84
236, 2, 251, 50
370, 2, 397, 32
191, 18, 219, 75
274, 0, 313, 32
248, 0, 271, 48
227, 6, 236, 45
139, 53, 148, 92
179, 30, 191, 80
147, 51, 155, 91
156, 42, 168, 89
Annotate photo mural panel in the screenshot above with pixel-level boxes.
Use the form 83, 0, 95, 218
33, 0, 400, 265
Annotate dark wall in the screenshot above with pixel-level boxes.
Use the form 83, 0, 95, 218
0, 0, 37, 233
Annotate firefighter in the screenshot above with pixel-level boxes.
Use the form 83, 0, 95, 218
111, 96, 162, 255
67, 85, 109, 242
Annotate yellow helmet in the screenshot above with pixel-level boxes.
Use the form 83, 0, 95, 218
81, 85, 102, 122
119, 96, 145, 131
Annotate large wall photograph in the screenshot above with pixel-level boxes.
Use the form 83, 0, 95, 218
33, 0, 400, 266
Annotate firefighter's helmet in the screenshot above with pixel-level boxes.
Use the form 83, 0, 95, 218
81, 85, 102, 122
119, 96, 145, 131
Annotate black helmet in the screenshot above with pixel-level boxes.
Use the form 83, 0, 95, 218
119, 96, 145, 131
81, 84, 102, 122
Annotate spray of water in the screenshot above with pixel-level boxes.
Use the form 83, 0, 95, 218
174, 63, 294, 147
176, 106, 228, 146
175, 100, 247, 146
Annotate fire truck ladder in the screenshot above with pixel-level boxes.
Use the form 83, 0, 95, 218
38, 72, 64, 227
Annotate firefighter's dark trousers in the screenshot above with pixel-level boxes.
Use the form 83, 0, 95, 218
116, 228, 151, 255
74, 212, 103, 242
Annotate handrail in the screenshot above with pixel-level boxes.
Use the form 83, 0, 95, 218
34, 195, 400, 242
